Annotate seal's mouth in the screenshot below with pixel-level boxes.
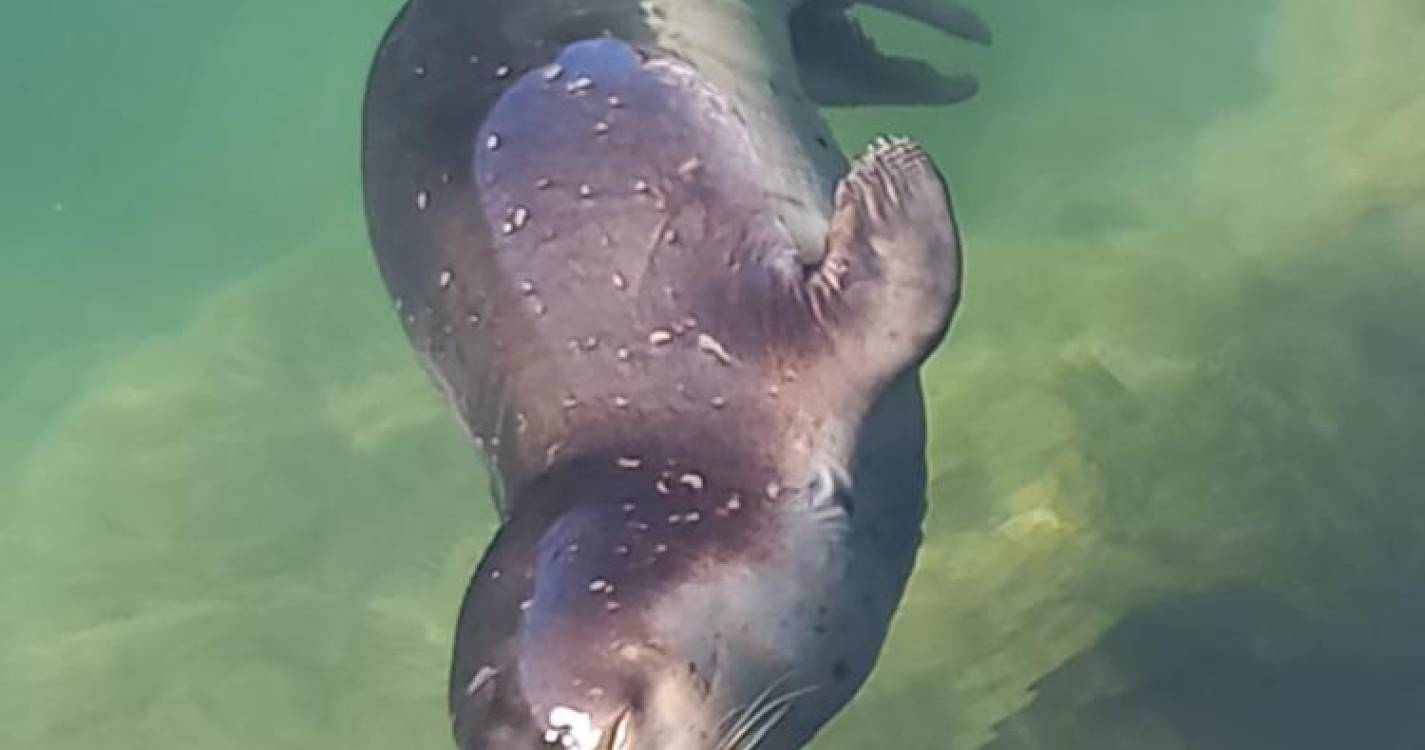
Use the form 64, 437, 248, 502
789, 0, 991, 107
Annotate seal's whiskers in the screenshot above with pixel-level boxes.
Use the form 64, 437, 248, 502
715, 677, 819, 750
736, 700, 793, 750
714, 672, 792, 750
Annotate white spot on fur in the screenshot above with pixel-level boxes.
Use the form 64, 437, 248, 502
509, 205, 530, 230
696, 333, 735, 365
676, 156, 703, 178
465, 666, 498, 696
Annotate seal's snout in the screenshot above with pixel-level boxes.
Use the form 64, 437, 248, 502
518, 638, 705, 750
790, 0, 991, 107
514, 509, 665, 749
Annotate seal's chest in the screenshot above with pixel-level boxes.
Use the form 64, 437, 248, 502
719, 483, 920, 743
659, 473, 916, 729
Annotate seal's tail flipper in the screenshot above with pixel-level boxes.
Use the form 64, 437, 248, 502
808, 136, 962, 385
860, 0, 992, 45
791, 0, 989, 107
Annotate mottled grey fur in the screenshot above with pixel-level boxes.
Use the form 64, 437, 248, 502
361, 1, 980, 748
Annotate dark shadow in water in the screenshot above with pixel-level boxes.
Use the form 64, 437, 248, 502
980, 585, 1425, 750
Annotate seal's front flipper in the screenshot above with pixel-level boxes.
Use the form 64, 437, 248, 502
808, 137, 962, 387
791, 0, 988, 107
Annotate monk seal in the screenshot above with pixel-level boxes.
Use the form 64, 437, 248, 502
361, 1, 981, 748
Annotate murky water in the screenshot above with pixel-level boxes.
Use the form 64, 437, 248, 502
3, 1, 1423, 748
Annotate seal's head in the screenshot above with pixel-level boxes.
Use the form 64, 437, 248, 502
450, 448, 848, 750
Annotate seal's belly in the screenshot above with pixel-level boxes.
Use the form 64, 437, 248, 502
448, 39, 829, 494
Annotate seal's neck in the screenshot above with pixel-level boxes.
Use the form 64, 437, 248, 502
643, 0, 846, 264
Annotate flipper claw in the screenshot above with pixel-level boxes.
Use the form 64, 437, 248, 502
809, 136, 962, 382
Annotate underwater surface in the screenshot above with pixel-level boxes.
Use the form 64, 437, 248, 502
3, 0, 1423, 748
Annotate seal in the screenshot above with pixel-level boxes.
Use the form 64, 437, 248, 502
361, 2, 980, 748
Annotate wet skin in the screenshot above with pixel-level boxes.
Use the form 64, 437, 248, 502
361, 2, 981, 748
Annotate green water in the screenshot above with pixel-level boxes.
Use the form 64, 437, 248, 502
3, 1, 1423, 748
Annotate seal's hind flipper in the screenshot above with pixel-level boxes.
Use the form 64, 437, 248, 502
809, 136, 961, 385
859, 0, 992, 45
791, 0, 987, 107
